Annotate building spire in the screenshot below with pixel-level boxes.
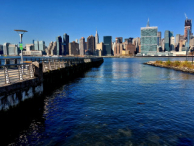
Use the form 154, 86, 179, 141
146, 18, 150, 27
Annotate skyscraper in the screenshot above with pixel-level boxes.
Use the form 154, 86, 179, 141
3, 43, 10, 55
95, 30, 99, 50
117, 37, 123, 43
80, 37, 85, 56
164, 31, 170, 51
87, 35, 95, 55
69, 41, 79, 56
39, 41, 45, 51
63, 33, 69, 55
56, 36, 62, 55
164, 31, 174, 51
141, 19, 158, 55
103, 36, 112, 56
157, 32, 161, 46
184, 18, 192, 38
34, 41, 39, 50
0, 45, 3, 54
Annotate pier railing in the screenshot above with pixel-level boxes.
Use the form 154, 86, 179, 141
0, 57, 103, 86
0, 63, 35, 86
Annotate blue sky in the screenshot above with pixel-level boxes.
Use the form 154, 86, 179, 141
0, 0, 193, 46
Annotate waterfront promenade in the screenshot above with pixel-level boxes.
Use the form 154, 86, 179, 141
0, 56, 104, 111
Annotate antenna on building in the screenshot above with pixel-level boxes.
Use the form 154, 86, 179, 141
185, 13, 188, 20
146, 18, 150, 27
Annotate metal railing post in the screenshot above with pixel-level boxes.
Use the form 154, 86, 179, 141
18, 65, 23, 80
4, 66, 10, 84
29, 64, 34, 78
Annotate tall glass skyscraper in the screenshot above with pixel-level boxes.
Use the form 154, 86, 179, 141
63, 33, 69, 55
34, 41, 39, 50
164, 31, 173, 51
39, 41, 45, 51
103, 36, 112, 56
56, 36, 62, 55
141, 25, 158, 55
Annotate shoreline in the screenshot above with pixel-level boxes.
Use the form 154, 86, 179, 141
144, 61, 194, 74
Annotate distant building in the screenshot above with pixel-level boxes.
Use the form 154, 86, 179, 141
141, 19, 158, 55
87, 35, 95, 55
96, 42, 103, 56
80, 37, 85, 56
132, 37, 141, 53
8, 44, 18, 56
56, 36, 62, 55
95, 30, 99, 50
69, 41, 79, 56
114, 42, 123, 56
39, 41, 45, 51
184, 18, 192, 39
26, 44, 34, 51
164, 31, 170, 51
164, 31, 173, 51
124, 38, 133, 44
3, 43, 10, 56
157, 32, 161, 46
0, 45, 3, 54
103, 36, 112, 56
126, 44, 136, 55
117, 37, 123, 43
170, 37, 175, 51
63, 33, 69, 55
190, 38, 194, 50
175, 34, 184, 51
34, 41, 39, 50
23, 50, 42, 56
84, 42, 87, 52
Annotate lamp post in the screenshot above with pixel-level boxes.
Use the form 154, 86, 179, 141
14, 30, 28, 64
191, 47, 194, 64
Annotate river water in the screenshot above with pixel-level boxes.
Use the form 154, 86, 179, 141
3, 57, 194, 145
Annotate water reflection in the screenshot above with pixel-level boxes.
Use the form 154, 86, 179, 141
3, 57, 194, 145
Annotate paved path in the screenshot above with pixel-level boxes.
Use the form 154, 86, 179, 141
0, 68, 32, 86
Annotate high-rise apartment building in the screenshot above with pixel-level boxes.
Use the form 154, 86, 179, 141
3, 43, 10, 56
164, 31, 173, 51
56, 36, 62, 55
87, 35, 95, 55
117, 37, 123, 43
164, 31, 170, 51
114, 42, 123, 56
157, 32, 161, 46
141, 19, 158, 54
103, 36, 112, 56
39, 41, 45, 51
0, 45, 3, 54
8, 44, 18, 55
63, 33, 69, 55
79, 37, 85, 56
184, 18, 192, 38
96, 42, 103, 56
69, 41, 79, 56
170, 37, 175, 51
95, 30, 99, 50
34, 41, 39, 50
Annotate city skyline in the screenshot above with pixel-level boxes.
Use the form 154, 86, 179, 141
0, 0, 193, 46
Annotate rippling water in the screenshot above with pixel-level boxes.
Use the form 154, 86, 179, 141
4, 57, 194, 145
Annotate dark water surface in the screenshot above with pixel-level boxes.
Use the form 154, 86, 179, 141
4, 57, 194, 145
